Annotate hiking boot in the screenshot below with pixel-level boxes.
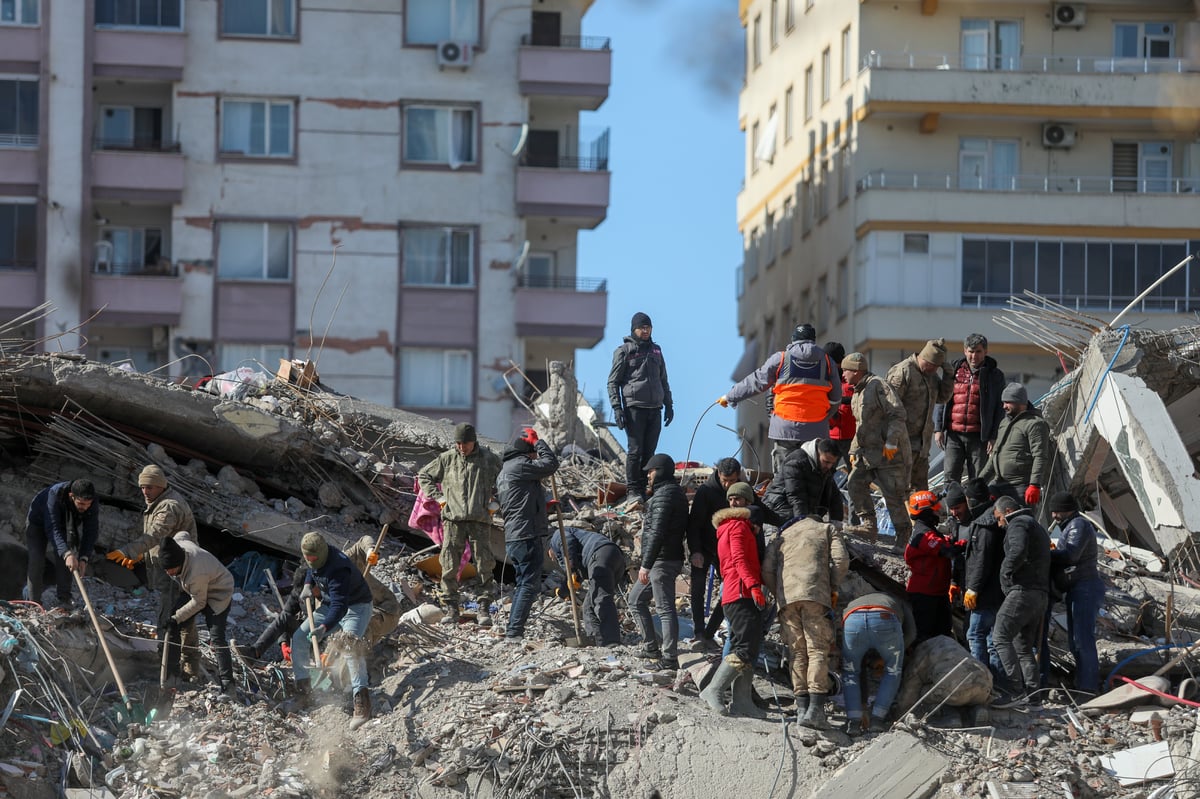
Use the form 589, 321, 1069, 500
348, 688, 372, 731
844, 716, 865, 737
700, 658, 738, 715
476, 610, 493, 629
636, 643, 661, 660
654, 657, 680, 672
792, 693, 809, 717
799, 693, 828, 729
439, 604, 460, 626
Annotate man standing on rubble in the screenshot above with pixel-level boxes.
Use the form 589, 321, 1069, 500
718, 323, 842, 471
990, 496, 1051, 709
762, 438, 844, 526
607, 312, 673, 507
417, 423, 503, 624
935, 334, 1006, 485
107, 464, 201, 679
686, 457, 744, 647
1048, 492, 1103, 696
548, 526, 627, 646
629, 453, 688, 671
886, 339, 954, 492
980, 383, 1051, 509
497, 427, 559, 641
840, 352, 911, 551
24, 478, 100, 610
159, 534, 235, 692
960, 479, 1006, 677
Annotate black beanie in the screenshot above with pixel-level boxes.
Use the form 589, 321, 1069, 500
944, 483, 967, 508
963, 478, 991, 508
630, 312, 652, 333
1049, 492, 1078, 513
160, 536, 185, 571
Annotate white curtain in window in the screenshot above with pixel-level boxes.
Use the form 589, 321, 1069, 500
407, 0, 478, 44
755, 112, 779, 165
219, 223, 266, 278
270, 0, 294, 35
405, 108, 442, 162
404, 228, 446, 284
222, 102, 255, 154
444, 351, 471, 407
990, 140, 1018, 189
994, 22, 1020, 70
266, 224, 291, 278
961, 20, 988, 70
449, 109, 474, 168
449, 0, 479, 42
400, 350, 444, 406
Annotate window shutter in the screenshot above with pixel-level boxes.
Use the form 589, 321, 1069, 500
1112, 142, 1138, 192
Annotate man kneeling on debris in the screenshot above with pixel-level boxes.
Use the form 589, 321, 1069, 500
841, 590, 916, 735
990, 496, 1051, 709
291, 532, 375, 730
549, 526, 627, 646
160, 534, 235, 692
629, 453, 688, 672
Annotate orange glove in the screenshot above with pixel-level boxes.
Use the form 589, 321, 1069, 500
367, 550, 379, 566
830, 591, 839, 608
882, 442, 899, 461
569, 572, 582, 592
717, 395, 730, 408
963, 590, 978, 611
106, 550, 139, 570
1025, 485, 1041, 505
948, 584, 962, 604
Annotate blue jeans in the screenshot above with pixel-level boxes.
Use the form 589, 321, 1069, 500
506, 538, 543, 638
966, 607, 1003, 678
628, 559, 683, 660
842, 608, 905, 720
1066, 578, 1105, 693
291, 600, 373, 692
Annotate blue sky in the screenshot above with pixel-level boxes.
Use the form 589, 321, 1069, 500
575, 0, 748, 467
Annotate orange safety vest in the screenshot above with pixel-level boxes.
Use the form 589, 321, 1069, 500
770, 351, 834, 423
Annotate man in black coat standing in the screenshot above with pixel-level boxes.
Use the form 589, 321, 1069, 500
1049, 492, 1104, 695
607, 312, 673, 506
990, 496, 1051, 709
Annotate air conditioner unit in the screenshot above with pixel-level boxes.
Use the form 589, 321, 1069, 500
1052, 3, 1086, 28
436, 41, 472, 69
1042, 122, 1077, 148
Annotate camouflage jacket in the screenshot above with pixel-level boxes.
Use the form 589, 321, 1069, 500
849, 373, 910, 470
886, 354, 954, 454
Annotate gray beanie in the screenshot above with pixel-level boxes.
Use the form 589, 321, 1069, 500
1001, 383, 1028, 404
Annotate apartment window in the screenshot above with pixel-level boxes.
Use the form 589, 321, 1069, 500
959, 138, 1018, 190
98, 227, 163, 274
961, 19, 1020, 71
816, 275, 828, 331
745, 228, 760, 282
221, 343, 289, 372
735, 265, 745, 299
753, 15, 762, 68
0, 0, 37, 24
781, 197, 794, 252
1113, 141, 1173, 193
220, 98, 294, 158
800, 177, 814, 236
836, 259, 848, 318
0, 201, 35, 269
841, 26, 852, 84
904, 233, 930, 254
803, 65, 813, 121
785, 0, 794, 31
821, 47, 831, 104
1114, 22, 1174, 60
95, 0, 180, 28
400, 349, 472, 408
817, 160, 830, 219
784, 86, 794, 141
403, 105, 477, 167
838, 146, 851, 203
764, 211, 775, 266
806, 0, 814, 10
402, 226, 474, 286
218, 221, 292, 280
0, 77, 38, 146
406, 0, 479, 45
770, 0, 779, 49
750, 120, 760, 174
222, 0, 296, 38
98, 106, 164, 150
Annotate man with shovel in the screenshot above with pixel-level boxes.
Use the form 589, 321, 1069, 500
548, 526, 627, 647
160, 534, 235, 692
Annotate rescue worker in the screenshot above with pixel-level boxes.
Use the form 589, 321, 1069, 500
824, 342, 856, 470
497, 427, 559, 641
990, 496, 1051, 709
416, 423, 503, 623
903, 490, 960, 642
628, 453, 688, 672
548, 526, 628, 646
344, 536, 401, 645
701, 483, 769, 718
160, 533, 235, 692
686, 457, 743, 647
718, 323, 842, 471
886, 339, 954, 491
1048, 492, 1103, 696
960, 479, 1006, 678
980, 383, 1051, 508
24, 478, 99, 610
607, 312, 673, 506
842, 591, 916, 735
840, 352, 911, 551
762, 438, 844, 525
762, 512, 850, 729
935, 334, 1005, 484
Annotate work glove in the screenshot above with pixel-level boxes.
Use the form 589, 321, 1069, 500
663, 405, 674, 427
882, 442, 899, 461
948, 584, 962, 604
521, 427, 539, 446
300, 583, 320, 602
307, 624, 327, 642
830, 591, 839, 609
1024, 485, 1042, 505
569, 572, 583, 592
367, 550, 379, 567
849, 452, 859, 468
106, 550, 139, 570
749, 585, 767, 610
437, 499, 447, 512
716, 395, 730, 408
613, 408, 626, 430
963, 590, 978, 611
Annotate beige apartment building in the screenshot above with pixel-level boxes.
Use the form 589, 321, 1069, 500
734, 0, 1200, 465
0, 0, 610, 441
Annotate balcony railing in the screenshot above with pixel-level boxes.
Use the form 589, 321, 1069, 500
962, 291, 1199, 313
521, 128, 610, 172
0, 260, 37, 271
92, 259, 178, 277
0, 133, 37, 147
94, 0, 182, 30
517, 274, 607, 292
858, 170, 1200, 195
520, 34, 611, 50
93, 135, 181, 153
862, 50, 1195, 74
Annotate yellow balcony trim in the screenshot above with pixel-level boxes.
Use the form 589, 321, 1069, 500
861, 100, 1200, 130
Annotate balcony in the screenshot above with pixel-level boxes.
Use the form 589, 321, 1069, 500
0, 266, 38, 314
515, 274, 607, 347
91, 270, 184, 326
0, 26, 40, 66
856, 170, 1200, 232
860, 52, 1200, 124
93, 26, 186, 80
91, 143, 184, 203
0, 146, 38, 188
518, 35, 612, 110
516, 129, 610, 228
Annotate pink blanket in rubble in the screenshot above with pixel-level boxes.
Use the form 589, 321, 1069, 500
408, 486, 473, 579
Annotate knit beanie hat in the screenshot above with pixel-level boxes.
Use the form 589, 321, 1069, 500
943, 482, 967, 509
726, 482, 755, 503
1049, 492, 1079, 513
138, 464, 169, 488
160, 536, 185, 571
301, 532, 329, 570
1001, 383, 1029, 404
453, 423, 477, 444
841, 352, 868, 371
630, 312, 652, 332
919, 338, 947, 366
963, 478, 991, 508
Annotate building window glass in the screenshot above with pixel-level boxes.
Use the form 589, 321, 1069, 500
221, 343, 289, 372
961, 19, 1020, 71
750, 120, 760, 174
220, 98, 294, 158
97, 227, 164, 274
402, 226, 474, 286
401, 348, 472, 408
821, 47, 831, 104
222, 0, 296, 37
0, 77, 38, 146
218, 222, 292, 280
95, 0, 181, 28
784, 86, 794, 141
0, 201, 35, 269
959, 137, 1018, 190
803, 65, 813, 121
770, 0, 778, 49
753, 14, 762, 67
785, 0, 794, 31
406, 0, 479, 45
836, 259, 848, 317
1114, 22, 1174, 60
403, 105, 477, 167
0, 0, 38, 25
841, 26, 852, 84
97, 106, 165, 150
1113, 141, 1174, 193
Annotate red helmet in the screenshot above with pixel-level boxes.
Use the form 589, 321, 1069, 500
907, 490, 942, 517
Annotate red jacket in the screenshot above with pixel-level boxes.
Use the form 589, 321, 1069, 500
904, 517, 957, 596
713, 507, 763, 605
829, 382, 856, 441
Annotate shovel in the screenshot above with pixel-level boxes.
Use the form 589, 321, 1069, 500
72, 570, 148, 726
550, 474, 591, 648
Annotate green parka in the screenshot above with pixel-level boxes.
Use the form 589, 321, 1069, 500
417, 445, 502, 523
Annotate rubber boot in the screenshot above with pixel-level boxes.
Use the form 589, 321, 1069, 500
699, 659, 739, 715
348, 688, 372, 731
800, 693, 828, 729
730, 669, 767, 719
793, 693, 809, 717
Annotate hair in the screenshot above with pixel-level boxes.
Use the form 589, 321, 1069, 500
715, 457, 741, 476
815, 438, 839, 457
994, 495, 1021, 515
823, 341, 846, 365
964, 333, 988, 350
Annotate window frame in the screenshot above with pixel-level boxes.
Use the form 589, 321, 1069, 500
94, 0, 182, 29
400, 224, 477, 287
821, 47, 832, 105
218, 97, 297, 161
98, 225, 165, 274
785, 0, 795, 31
216, 220, 295, 282
784, 85, 794, 142
0, 198, 36, 269
218, 0, 298, 40
961, 18, 1022, 71
0, 75, 38, 147
0, 0, 38, 26
399, 347, 474, 409
841, 26, 852, 85
401, 102, 481, 171
769, 0, 779, 50
803, 65, 813, 121
753, 14, 762, 68
403, 0, 482, 47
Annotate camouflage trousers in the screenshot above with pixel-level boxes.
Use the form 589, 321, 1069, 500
846, 463, 912, 544
779, 600, 836, 695
440, 520, 496, 604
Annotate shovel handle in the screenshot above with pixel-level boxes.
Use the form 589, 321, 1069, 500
363, 522, 388, 577
549, 474, 586, 641
73, 569, 133, 707
305, 596, 322, 664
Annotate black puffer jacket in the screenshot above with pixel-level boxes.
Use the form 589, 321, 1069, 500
686, 471, 729, 563
1051, 512, 1100, 586
640, 476, 688, 568
762, 440, 843, 523
607, 337, 672, 411
497, 440, 559, 543
999, 509, 1051, 594
963, 502, 1006, 610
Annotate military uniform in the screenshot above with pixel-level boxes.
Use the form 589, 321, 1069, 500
885, 353, 953, 491
846, 372, 912, 547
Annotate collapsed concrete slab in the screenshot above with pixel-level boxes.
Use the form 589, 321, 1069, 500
812, 732, 951, 799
